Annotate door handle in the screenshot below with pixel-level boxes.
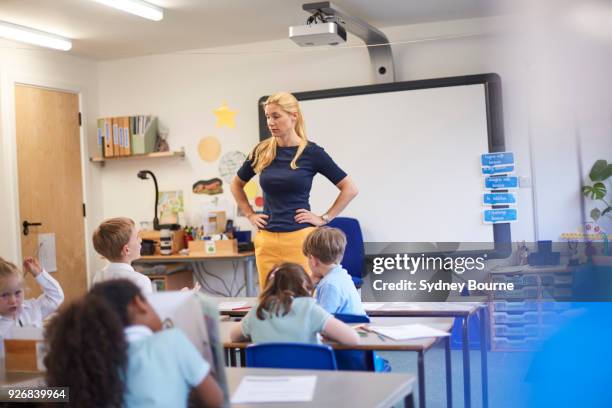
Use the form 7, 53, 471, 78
23, 221, 42, 236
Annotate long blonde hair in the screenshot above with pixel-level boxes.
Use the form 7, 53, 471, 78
251, 92, 308, 173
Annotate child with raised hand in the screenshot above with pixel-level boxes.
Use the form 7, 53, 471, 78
44, 279, 223, 408
92, 217, 153, 294
230, 262, 359, 345
0, 256, 64, 337
303, 227, 366, 316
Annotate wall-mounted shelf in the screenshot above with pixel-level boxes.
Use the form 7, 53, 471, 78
90, 148, 185, 166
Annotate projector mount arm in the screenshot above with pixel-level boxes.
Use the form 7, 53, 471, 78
303, 2, 396, 83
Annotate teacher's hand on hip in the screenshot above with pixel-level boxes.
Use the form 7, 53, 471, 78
295, 209, 326, 226
247, 213, 269, 230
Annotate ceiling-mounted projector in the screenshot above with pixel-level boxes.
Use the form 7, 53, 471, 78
289, 21, 347, 46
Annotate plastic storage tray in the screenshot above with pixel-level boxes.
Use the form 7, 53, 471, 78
493, 300, 538, 312
494, 324, 539, 337
492, 336, 541, 351
492, 274, 539, 286
493, 286, 538, 299
493, 311, 538, 324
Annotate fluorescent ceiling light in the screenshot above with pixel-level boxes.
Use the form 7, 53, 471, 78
0, 20, 72, 51
93, 0, 164, 21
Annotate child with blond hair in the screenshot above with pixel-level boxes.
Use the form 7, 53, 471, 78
92, 217, 152, 294
0, 256, 64, 337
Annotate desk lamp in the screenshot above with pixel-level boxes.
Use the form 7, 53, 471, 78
137, 169, 160, 230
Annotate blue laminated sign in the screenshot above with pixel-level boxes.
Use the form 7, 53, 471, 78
481, 152, 514, 167
481, 164, 514, 175
483, 193, 517, 205
483, 209, 517, 224
484, 176, 518, 189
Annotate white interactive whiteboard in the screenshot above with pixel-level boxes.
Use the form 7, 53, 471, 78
259, 75, 510, 255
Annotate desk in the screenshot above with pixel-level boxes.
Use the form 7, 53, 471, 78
135, 252, 256, 296
227, 366, 416, 408
221, 317, 454, 408
1, 362, 414, 408
216, 297, 487, 408
364, 299, 489, 408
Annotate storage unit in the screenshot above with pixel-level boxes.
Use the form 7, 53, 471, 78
149, 269, 194, 291
486, 266, 574, 351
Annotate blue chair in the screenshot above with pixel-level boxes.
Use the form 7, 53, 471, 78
334, 313, 370, 324
328, 217, 365, 288
245, 343, 338, 370
332, 313, 390, 372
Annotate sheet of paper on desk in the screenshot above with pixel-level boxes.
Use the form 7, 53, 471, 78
231, 376, 317, 403
363, 302, 385, 311
217, 301, 248, 310
368, 324, 450, 340
388, 302, 476, 311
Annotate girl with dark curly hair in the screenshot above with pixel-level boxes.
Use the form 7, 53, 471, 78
44, 279, 223, 408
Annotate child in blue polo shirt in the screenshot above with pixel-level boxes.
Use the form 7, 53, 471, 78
44, 280, 224, 408
304, 227, 391, 372
303, 226, 366, 316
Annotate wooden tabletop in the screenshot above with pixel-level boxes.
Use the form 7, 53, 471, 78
136, 252, 255, 261
221, 316, 454, 352
0, 359, 44, 387
213, 297, 487, 318
226, 367, 415, 408
365, 301, 484, 317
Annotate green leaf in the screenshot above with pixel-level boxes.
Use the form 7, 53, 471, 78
604, 164, 612, 181
589, 160, 609, 181
591, 208, 601, 221
583, 182, 607, 200
602, 206, 612, 217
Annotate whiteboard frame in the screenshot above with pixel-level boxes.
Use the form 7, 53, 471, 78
258, 73, 511, 259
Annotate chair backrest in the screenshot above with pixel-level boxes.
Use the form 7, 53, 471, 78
328, 217, 365, 287
245, 342, 338, 370
334, 313, 371, 324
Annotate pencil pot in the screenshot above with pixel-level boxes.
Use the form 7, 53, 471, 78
159, 228, 172, 255
141, 239, 156, 256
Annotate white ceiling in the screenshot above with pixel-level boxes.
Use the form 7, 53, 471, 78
0, 0, 512, 60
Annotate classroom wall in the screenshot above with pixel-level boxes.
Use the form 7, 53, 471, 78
0, 6, 606, 294
0, 39, 102, 282
94, 15, 545, 293
96, 12, 612, 288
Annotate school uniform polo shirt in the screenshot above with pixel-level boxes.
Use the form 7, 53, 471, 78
241, 297, 332, 344
123, 326, 209, 408
315, 264, 366, 316
237, 142, 347, 232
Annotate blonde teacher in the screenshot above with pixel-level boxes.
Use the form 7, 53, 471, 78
231, 92, 358, 290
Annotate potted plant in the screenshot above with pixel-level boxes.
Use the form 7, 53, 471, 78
582, 159, 612, 263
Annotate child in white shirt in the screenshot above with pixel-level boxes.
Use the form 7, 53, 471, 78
92, 217, 153, 294
0, 256, 64, 338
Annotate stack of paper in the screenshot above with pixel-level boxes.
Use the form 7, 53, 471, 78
231, 376, 317, 403
363, 302, 385, 311
367, 324, 450, 341
217, 301, 248, 311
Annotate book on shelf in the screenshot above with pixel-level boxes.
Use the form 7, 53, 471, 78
97, 115, 158, 158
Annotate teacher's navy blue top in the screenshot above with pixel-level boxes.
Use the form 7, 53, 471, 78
237, 141, 347, 232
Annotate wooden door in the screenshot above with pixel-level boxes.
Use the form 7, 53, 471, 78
15, 84, 87, 303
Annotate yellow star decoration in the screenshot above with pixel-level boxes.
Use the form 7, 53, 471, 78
214, 102, 237, 128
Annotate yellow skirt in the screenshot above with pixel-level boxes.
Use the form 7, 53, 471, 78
253, 227, 316, 291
